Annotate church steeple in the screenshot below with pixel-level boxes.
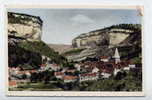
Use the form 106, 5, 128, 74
114, 48, 120, 64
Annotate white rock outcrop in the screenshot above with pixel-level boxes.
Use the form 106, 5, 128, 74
8, 12, 43, 41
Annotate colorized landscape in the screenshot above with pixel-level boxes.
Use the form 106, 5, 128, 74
8, 9, 142, 91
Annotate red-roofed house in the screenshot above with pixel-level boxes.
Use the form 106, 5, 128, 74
9, 80, 17, 88
79, 73, 99, 82
100, 56, 109, 62
63, 75, 78, 83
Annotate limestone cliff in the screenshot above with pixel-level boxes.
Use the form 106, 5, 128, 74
67, 24, 141, 62
8, 12, 43, 41
72, 26, 136, 48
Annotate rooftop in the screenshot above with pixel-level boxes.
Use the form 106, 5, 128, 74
63, 75, 78, 80
9, 80, 17, 86
80, 73, 97, 77
54, 72, 64, 76
100, 56, 109, 59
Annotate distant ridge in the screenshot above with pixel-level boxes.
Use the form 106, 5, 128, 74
48, 44, 73, 54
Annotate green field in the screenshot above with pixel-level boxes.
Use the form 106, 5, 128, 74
9, 82, 63, 91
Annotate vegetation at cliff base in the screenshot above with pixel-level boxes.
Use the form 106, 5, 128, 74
18, 40, 69, 65
8, 41, 42, 68
63, 48, 85, 55
9, 39, 70, 68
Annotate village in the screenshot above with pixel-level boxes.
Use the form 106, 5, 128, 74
9, 48, 136, 90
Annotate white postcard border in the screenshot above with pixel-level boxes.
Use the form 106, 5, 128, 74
5, 4, 145, 96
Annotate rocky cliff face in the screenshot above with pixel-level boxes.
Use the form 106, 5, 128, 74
67, 24, 141, 62
72, 27, 134, 48
8, 12, 42, 41
8, 12, 43, 68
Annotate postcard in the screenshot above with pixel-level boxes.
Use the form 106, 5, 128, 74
5, 5, 144, 96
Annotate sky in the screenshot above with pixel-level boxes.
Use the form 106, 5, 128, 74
8, 8, 141, 45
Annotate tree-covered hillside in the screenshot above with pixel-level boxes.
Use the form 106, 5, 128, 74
8, 37, 69, 68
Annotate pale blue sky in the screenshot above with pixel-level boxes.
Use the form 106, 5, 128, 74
8, 8, 141, 44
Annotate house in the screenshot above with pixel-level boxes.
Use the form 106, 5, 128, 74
98, 64, 113, 78
84, 65, 89, 68
9, 80, 18, 88
18, 70, 36, 75
123, 66, 130, 71
92, 67, 99, 73
129, 64, 136, 68
128, 61, 136, 68
66, 69, 76, 73
101, 69, 113, 79
117, 61, 129, 71
54, 72, 64, 79
100, 56, 109, 62
112, 60, 136, 75
50, 64, 60, 71
101, 72, 111, 79
42, 55, 52, 64
79, 73, 99, 82
118, 60, 135, 71
123, 62, 130, 70
63, 75, 78, 83
74, 64, 81, 71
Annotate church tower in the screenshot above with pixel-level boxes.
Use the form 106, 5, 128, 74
114, 48, 120, 64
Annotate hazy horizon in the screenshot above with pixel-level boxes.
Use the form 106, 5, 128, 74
8, 8, 141, 45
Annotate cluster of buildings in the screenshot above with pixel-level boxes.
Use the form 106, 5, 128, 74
9, 67, 36, 88
44, 48, 135, 83
9, 48, 136, 89
8, 63, 61, 88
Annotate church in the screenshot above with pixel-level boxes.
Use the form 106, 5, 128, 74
113, 47, 121, 64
